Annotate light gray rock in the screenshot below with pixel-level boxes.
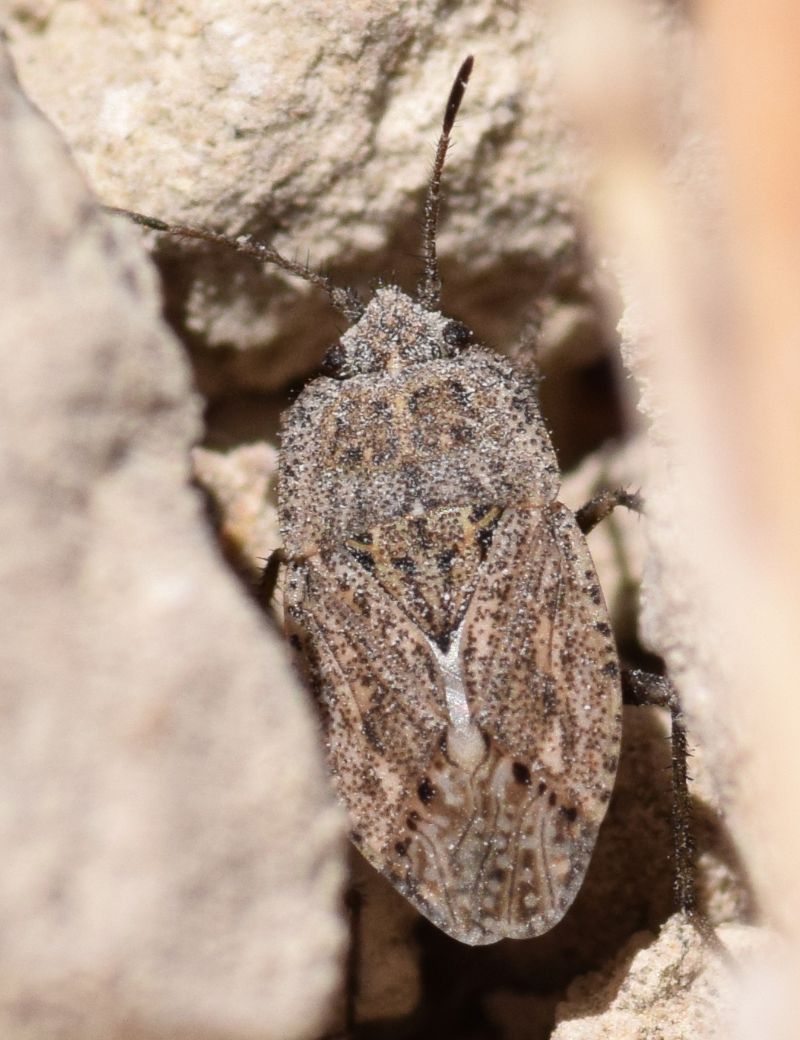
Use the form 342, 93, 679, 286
0, 43, 345, 1040
5, 1, 584, 392
552, 918, 765, 1040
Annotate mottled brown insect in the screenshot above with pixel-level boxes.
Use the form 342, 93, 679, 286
108, 57, 694, 947
279, 285, 623, 944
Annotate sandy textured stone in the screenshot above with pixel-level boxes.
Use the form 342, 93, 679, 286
552, 918, 766, 1040
0, 43, 345, 1040
192, 442, 279, 583
5, 0, 587, 394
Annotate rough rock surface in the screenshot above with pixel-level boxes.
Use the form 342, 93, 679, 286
552, 918, 764, 1040
0, 43, 345, 1040
192, 441, 279, 584
5, 0, 588, 395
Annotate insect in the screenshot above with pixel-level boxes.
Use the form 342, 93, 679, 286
108, 57, 696, 946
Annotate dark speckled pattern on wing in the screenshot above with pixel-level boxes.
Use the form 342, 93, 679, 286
284, 549, 447, 861
284, 500, 621, 945
462, 503, 622, 814
344, 504, 502, 651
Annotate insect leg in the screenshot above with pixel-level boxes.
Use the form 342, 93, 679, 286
342, 885, 363, 1037
257, 546, 287, 611
318, 884, 363, 1040
621, 669, 696, 924
575, 488, 643, 535
620, 669, 732, 960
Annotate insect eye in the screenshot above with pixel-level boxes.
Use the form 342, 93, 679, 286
442, 320, 473, 352
320, 342, 346, 377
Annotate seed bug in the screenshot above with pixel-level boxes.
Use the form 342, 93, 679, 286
107, 57, 698, 946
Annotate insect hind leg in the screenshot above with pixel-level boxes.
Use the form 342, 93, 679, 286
621, 669, 724, 950
621, 670, 695, 917
576, 488, 643, 535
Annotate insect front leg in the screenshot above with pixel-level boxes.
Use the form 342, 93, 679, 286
575, 488, 643, 534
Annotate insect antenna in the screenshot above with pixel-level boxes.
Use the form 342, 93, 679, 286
103, 206, 365, 322
416, 55, 474, 311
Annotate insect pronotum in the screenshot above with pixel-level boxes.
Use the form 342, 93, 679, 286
108, 56, 697, 947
